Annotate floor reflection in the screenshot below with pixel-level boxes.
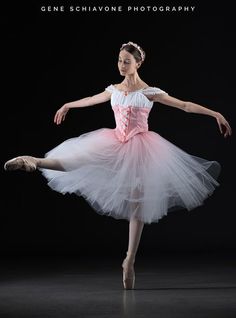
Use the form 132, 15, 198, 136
122, 289, 136, 316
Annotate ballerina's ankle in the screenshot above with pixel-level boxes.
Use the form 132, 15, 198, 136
125, 252, 136, 263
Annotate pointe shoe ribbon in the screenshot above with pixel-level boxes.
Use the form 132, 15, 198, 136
4, 156, 37, 172
122, 253, 135, 290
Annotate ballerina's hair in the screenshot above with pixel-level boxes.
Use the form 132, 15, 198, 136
120, 41, 146, 63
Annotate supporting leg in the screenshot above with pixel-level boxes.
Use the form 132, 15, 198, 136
122, 211, 144, 290
127, 214, 144, 261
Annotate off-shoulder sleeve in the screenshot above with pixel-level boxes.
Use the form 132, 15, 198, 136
105, 84, 114, 93
143, 87, 168, 95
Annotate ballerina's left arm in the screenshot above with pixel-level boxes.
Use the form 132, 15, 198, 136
151, 93, 232, 138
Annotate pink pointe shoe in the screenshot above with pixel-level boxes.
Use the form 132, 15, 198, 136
4, 156, 37, 172
122, 252, 135, 290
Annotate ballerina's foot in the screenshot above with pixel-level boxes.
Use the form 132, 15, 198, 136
122, 257, 135, 290
4, 156, 37, 172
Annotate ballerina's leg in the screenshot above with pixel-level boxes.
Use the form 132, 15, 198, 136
37, 158, 65, 171
4, 156, 65, 172
122, 189, 145, 289
127, 212, 144, 261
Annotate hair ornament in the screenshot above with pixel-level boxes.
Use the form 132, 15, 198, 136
120, 41, 145, 62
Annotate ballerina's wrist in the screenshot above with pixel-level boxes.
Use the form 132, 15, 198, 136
214, 111, 221, 119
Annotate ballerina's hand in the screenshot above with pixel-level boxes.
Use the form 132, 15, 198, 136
54, 104, 69, 125
216, 113, 232, 138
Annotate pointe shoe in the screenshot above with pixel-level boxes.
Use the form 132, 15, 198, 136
122, 253, 135, 290
4, 156, 37, 172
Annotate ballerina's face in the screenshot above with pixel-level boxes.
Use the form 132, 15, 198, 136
118, 50, 140, 76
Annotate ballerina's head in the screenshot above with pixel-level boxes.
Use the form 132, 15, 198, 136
120, 41, 146, 64
118, 41, 146, 76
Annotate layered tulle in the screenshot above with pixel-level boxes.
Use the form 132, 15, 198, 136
40, 128, 220, 224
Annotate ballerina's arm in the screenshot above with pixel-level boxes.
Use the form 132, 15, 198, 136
151, 93, 232, 138
54, 90, 111, 125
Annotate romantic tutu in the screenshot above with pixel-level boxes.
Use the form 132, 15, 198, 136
40, 85, 221, 224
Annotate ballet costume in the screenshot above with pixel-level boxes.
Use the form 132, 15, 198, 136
4, 84, 221, 290
36, 84, 220, 224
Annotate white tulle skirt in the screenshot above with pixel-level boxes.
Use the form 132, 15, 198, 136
40, 128, 221, 224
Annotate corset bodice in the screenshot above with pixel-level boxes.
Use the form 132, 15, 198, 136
105, 84, 168, 143
112, 105, 151, 142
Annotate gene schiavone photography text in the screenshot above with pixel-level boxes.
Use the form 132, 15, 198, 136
40, 5, 196, 13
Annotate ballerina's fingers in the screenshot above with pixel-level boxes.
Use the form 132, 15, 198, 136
56, 113, 62, 125
54, 111, 60, 124
226, 122, 232, 136
217, 117, 232, 138
54, 106, 69, 125
54, 110, 63, 125
222, 120, 232, 138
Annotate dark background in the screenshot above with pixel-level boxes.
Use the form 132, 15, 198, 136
1, 1, 235, 258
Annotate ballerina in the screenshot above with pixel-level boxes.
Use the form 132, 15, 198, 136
4, 41, 232, 289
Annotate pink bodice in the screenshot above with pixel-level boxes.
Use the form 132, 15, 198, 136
105, 84, 168, 143
112, 106, 151, 143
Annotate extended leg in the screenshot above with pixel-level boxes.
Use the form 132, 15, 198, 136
4, 156, 65, 172
37, 158, 65, 171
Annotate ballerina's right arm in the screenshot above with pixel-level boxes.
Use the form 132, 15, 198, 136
54, 90, 111, 125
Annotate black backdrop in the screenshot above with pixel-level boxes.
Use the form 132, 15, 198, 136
1, 1, 235, 257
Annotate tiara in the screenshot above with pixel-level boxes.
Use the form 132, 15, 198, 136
120, 41, 145, 62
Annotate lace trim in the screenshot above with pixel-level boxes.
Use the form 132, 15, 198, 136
105, 85, 114, 93
142, 87, 168, 95
105, 84, 168, 95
